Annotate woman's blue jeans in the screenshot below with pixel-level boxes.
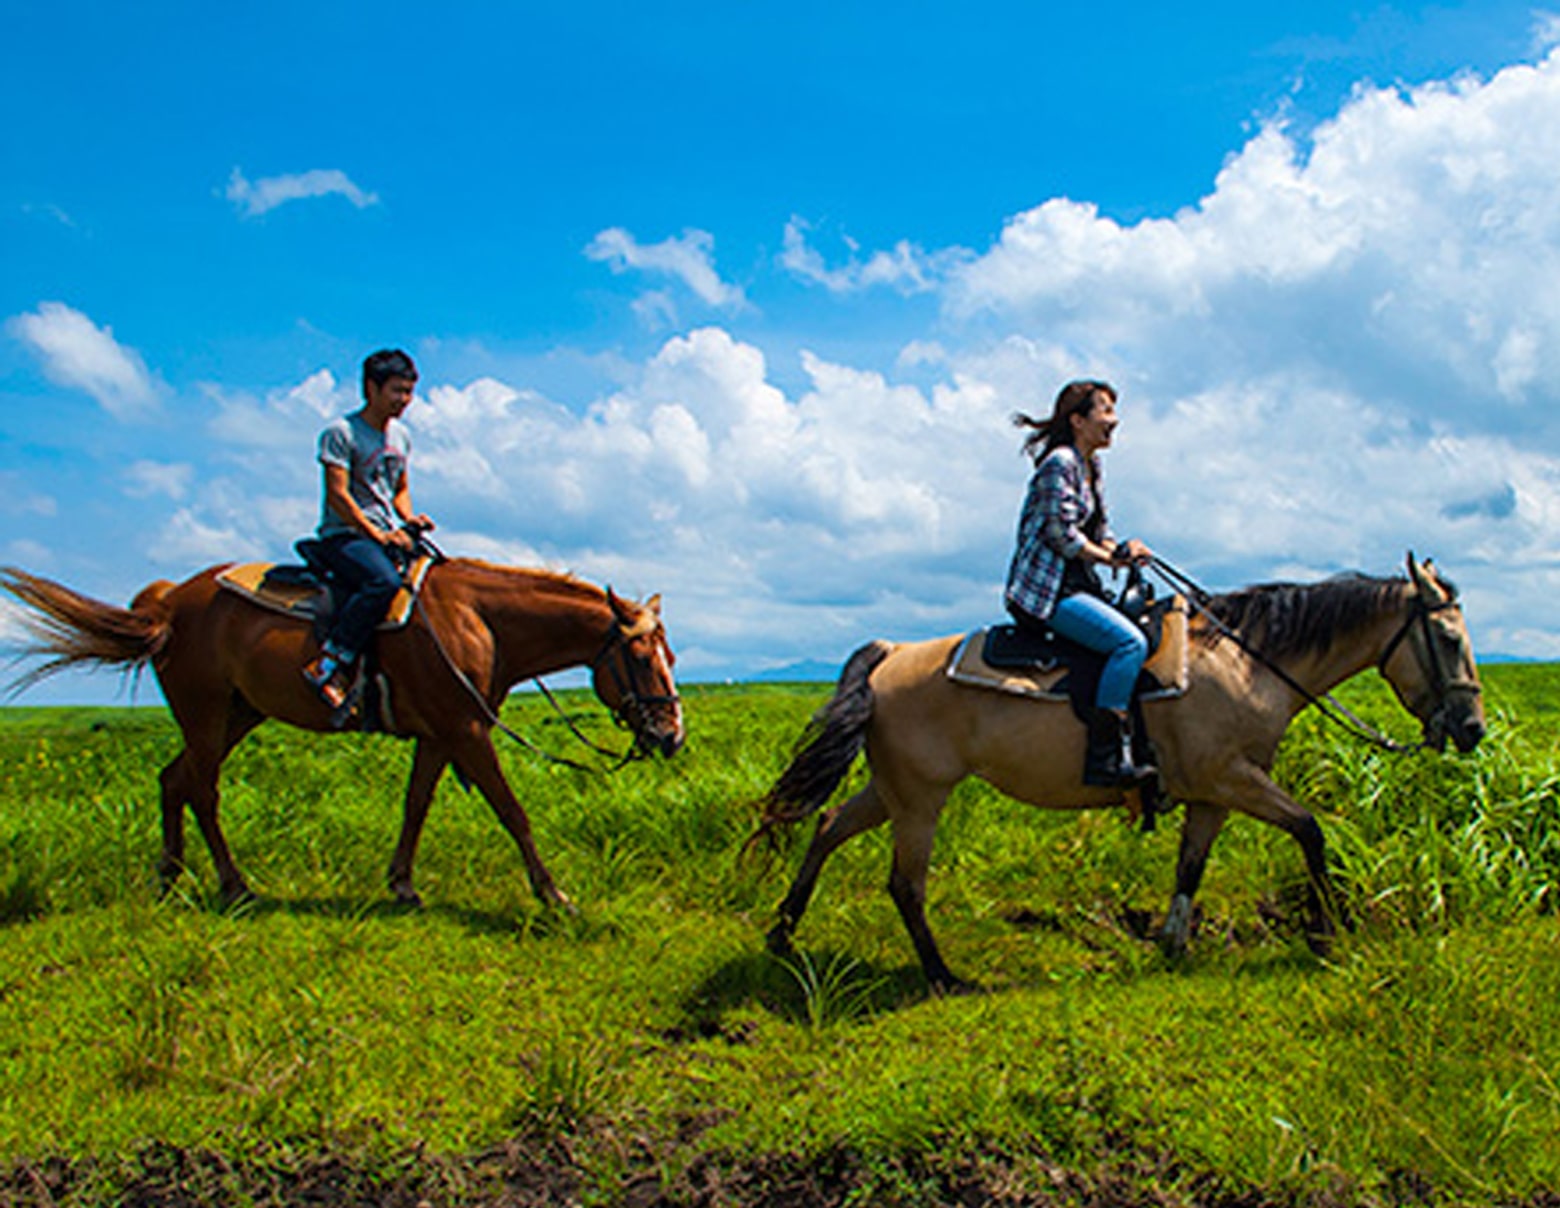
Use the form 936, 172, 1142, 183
1047, 593, 1149, 712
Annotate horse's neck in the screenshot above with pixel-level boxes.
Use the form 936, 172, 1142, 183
461, 567, 610, 684
1274, 583, 1415, 701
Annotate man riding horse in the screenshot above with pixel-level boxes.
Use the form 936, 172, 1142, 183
302, 348, 436, 711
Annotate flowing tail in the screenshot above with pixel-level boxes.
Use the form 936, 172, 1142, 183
0, 567, 173, 694
748, 640, 893, 848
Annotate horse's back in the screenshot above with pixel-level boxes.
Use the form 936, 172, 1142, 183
865, 632, 1128, 811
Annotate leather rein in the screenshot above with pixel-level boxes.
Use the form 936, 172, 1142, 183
414, 586, 680, 775
1149, 557, 1478, 755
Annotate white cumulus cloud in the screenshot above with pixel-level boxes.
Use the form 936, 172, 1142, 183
952, 49, 1560, 425
226, 167, 380, 218
585, 227, 746, 309
7, 301, 160, 418
124, 461, 193, 501
780, 216, 966, 294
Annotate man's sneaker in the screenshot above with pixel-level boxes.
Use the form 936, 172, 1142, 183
303, 652, 351, 710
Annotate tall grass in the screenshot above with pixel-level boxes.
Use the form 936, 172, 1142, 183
1, 674, 1558, 1204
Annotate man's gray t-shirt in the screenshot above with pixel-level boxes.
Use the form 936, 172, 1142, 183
317, 412, 411, 539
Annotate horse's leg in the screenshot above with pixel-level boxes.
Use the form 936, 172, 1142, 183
157, 750, 193, 894
388, 738, 449, 907
1218, 765, 1346, 954
767, 781, 888, 958
1161, 802, 1230, 959
451, 731, 569, 910
886, 814, 966, 994
157, 699, 262, 900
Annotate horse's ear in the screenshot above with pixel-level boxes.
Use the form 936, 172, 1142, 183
1406, 551, 1440, 599
645, 593, 662, 617
606, 587, 631, 624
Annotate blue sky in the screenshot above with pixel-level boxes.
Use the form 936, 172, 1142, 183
5, 1, 1560, 702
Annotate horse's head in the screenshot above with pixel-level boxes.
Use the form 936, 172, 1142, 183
591, 589, 685, 758
1378, 553, 1485, 753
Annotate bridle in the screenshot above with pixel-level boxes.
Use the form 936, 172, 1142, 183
588, 616, 682, 744
1150, 556, 1479, 755
414, 592, 681, 773
1375, 589, 1482, 740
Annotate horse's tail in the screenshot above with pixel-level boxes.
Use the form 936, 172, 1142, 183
0, 567, 173, 694
748, 640, 893, 848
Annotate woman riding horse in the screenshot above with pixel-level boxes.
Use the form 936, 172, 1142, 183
756, 554, 1485, 991
1006, 380, 1156, 787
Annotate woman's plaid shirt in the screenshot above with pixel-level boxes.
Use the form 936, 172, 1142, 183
1004, 444, 1108, 621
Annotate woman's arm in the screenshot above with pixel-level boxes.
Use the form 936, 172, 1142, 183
1038, 451, 1114, 564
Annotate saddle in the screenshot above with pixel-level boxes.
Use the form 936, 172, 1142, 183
215, 543, 436, 630
946, 594, 1189, 709
215, 542, 439, 735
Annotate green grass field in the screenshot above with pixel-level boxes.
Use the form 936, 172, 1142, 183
2, 668, 1558, 1205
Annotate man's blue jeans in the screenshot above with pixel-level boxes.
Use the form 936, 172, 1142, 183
1047, 593, 1149, 712
316, 534, 403, 663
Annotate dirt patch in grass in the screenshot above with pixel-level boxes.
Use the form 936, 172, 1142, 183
6, 1138, 1556, 1208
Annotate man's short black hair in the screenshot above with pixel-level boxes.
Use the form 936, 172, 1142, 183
363, 348, 418, 387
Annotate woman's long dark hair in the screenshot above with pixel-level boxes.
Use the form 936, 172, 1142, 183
1013, 379, 1114, 540
1012, 379, 1115, 461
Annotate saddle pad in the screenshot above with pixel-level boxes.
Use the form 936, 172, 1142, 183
947, 596, 1190, 701
216, 554, 434, 630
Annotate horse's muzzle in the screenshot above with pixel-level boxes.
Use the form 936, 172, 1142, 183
1448, 715, 1486, 754
632, 698, 685, 758
648, 729, 685, 758
1428, 698, 1485, 754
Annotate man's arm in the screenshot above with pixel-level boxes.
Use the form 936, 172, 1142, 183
392, 473, 434, 534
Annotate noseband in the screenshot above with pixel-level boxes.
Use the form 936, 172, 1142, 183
592, 619, 681, 744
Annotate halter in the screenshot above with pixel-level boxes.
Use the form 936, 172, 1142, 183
1150, 556, 1478, 755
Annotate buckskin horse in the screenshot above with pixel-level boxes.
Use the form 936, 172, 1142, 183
753, 554, 1484, 991
1, 557, 684, 909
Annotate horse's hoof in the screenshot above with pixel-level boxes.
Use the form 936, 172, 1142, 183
1160, 894, 1195, 960
392, 886, 424, 909
546, 891, 578, 917
1159, 935, 1189, 962
218, 885, 257, 911
930, 974, 981, 998
766, 923, 796, 960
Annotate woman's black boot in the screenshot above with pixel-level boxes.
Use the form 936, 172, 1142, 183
1083, 708, 1157, 787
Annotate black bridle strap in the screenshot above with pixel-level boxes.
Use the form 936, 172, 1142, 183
1376, 596, 1480, 695
411, 595, 649, 774
589, 622, 681, 739
1148, 556, 1446, 755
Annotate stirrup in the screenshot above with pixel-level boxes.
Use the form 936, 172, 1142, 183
1083, 708, 1157, 788
303, 653, 352, 710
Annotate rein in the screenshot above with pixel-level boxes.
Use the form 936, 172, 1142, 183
1147, 556, 1462, 755
411, 592, 672, 775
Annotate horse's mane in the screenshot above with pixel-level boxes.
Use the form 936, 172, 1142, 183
1193, 573, 1408, 660
444, 559, 602, 596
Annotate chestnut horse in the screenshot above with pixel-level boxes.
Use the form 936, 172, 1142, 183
1, 559, 684, 908
754, 554, 1484, 991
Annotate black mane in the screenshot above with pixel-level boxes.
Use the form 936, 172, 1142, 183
1194, 573, 1407, 660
